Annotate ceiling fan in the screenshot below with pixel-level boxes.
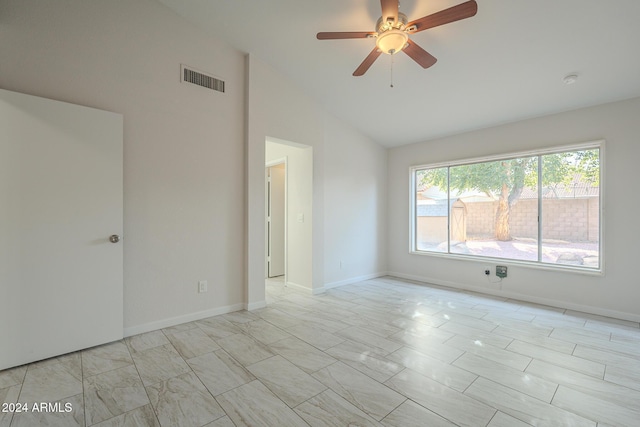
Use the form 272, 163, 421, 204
317, 0, 478, 76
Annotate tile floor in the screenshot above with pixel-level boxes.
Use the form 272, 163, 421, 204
1, 276, 639, 426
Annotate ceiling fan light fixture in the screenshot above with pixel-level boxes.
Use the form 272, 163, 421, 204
376, 29, 408, 55
317, 0, 478, 76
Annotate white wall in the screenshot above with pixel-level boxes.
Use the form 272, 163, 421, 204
0, 0, 246, 334
246, 56, 387, 304
265, 140, 314, 290
388, 97, 640, 321
323, 114, 388, 288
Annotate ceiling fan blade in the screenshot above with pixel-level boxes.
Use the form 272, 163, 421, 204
380, 0, 399, 23
353, 48, 382, 76
407, 0, 478, 33
403, 39, 437, 69
317, 32, 375, 40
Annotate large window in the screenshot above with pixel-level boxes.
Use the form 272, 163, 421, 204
411, 143, 601, 271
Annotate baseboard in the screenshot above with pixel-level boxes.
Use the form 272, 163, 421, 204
283, 280, 326, 295
285, 281, 314, 293
287, 282, 325, 295
123, 303, 245, 337
323, 272, 388, 290
284, 273, 388, 295
245, 301, 267, 311
387, 271, 640, 323
287, 282, 324, 295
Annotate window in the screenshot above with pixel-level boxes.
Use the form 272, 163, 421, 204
411, 143, 601, 271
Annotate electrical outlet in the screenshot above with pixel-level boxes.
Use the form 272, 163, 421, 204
496, 266, 508, 278
198, 280, 208, 293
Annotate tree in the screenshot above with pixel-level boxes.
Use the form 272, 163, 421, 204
419, 150, 598, 241
573, 149, 599, 185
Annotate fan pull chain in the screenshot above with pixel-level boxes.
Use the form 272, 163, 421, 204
390, 54, 394, 88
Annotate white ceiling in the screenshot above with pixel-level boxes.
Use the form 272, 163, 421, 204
158, 0, 640, 147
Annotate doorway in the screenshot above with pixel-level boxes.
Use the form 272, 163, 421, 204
264, 138, 313, 296
266, 161, 286, 278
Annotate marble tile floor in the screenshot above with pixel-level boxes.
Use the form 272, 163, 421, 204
1, 276, 640, 426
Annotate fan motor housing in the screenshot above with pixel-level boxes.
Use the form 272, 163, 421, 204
376, 12, 408, 33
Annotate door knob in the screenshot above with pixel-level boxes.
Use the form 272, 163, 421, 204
109, 234, 120, 243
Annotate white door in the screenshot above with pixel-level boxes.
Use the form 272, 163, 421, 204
267, 165, 285, 277
0, 89, 123, 370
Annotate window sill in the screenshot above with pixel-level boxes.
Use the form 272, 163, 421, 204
409, 249, 604, 277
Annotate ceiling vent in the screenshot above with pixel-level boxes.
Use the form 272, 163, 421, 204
181, 64, 225, 93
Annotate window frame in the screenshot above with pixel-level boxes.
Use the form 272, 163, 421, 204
409, 141, 604, 275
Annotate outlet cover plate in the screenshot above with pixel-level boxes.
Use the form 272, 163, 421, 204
496, 266, 508, 278
198, 280, 208, 293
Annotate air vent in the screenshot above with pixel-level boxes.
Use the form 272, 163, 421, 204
181, 64, 225, 93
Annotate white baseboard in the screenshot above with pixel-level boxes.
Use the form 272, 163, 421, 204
246, 301, 267, 311
286, 281, 330, 295
123, 303, 245, 337
284, 273, 388, 296
387, 271, 640, 323
323, 272, 388, 290
285, 281, 314, 293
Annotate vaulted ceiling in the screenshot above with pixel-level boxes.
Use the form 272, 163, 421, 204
158, 0, 640, 147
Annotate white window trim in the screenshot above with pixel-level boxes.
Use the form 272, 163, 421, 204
409, 140, 605, 275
